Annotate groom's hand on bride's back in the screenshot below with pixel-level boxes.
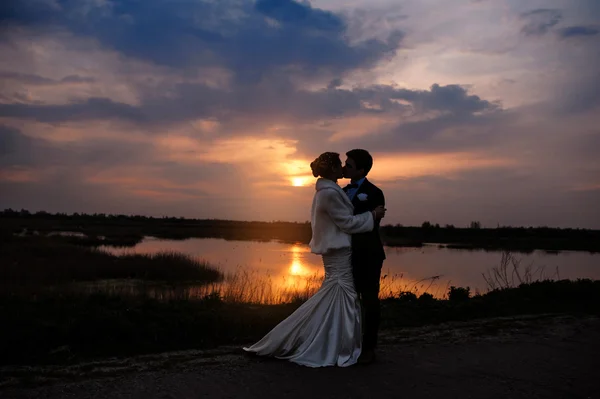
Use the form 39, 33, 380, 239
373, 206, 386, 221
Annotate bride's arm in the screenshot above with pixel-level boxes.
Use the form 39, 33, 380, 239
319, 190, 374, 234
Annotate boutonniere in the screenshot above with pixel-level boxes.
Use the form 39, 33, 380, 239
357, 193, 368, 201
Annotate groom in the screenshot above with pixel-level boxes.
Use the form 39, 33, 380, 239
342, 149, 386, 364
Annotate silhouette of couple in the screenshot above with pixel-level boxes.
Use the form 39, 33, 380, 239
244, 149, 386, 367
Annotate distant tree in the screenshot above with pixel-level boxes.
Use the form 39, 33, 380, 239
421, 221, 433, 229
470, 221, 481, 229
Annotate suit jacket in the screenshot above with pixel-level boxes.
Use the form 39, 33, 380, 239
348, 178, 386, 263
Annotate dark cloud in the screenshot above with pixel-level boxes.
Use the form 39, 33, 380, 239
0, 124, 149, 169
0, 82, 498, 128
1, 0, 403, 82
0, 71, 96, 85
0, 71, 54, 85
0, 98, 144, 123
255, 0, 344, 32
60, 75, 96, 83
342, 110, 506, 155
558, 26, 599, 39
327, 78, 344, 90
394, 84, 499, 115
0, 124, 53, 166
520, 9, 562, 36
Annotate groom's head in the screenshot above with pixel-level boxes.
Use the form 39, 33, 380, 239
344, 149, 373, 181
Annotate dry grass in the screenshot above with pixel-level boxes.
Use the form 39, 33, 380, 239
216, 268, 324, 304
379, 270, 450, 299
77, 267, 452, 304
482, 251, 561, 291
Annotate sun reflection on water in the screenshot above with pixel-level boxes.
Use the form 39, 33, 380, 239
280, 244, 323, 295
288, 244, 312, 276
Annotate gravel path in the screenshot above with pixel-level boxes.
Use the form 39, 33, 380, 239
2, 314, 599, 399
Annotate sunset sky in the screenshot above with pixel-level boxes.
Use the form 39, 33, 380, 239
1, 0, 599, 228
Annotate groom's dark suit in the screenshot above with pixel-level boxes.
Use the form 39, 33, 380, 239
344, 178, 386, 351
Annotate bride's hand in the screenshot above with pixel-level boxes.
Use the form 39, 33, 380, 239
372, 206, 386, 220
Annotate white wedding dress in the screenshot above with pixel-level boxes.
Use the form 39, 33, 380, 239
243, 178, 374, 367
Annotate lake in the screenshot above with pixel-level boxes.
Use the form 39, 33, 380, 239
101, 237, 600, 302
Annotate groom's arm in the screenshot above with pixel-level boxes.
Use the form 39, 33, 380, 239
370, 186, 385, 228
371, 187, 385, 209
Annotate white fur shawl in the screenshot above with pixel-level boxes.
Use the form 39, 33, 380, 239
309, 178, 374, 255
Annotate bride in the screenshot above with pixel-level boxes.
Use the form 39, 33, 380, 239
243, 152, 385, 367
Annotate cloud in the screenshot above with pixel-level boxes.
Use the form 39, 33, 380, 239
520, 9, 562, 36
60, 74, 96, 83
0, 71, 54, 85
0, 124, 54, 167
0, 71, 96, 86
1, 0, 404, 83
558, 26, 599, 39
0, 81, 498, 130
0, 98, 143, 123
255, 0, 345, 32
0, 123, 252, 213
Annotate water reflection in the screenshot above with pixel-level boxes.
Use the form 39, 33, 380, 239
289, 245, 308, 276
99, 238, 600, 304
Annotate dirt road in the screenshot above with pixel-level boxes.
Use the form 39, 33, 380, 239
2, 314, 599, 398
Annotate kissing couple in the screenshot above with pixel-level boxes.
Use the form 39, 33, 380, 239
244, 149, 387, 367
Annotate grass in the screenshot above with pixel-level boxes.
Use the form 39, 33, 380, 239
1, 279, 598, 366
0, 292, 299, 365
0, 235, 223, 289
482, 251, 560, 290
220, 267, 323, 305
380, 279, 600, 329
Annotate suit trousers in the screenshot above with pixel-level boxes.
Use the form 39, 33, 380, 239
353, 257, 384, 350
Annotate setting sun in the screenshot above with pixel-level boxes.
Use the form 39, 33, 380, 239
291, 176, 311, 187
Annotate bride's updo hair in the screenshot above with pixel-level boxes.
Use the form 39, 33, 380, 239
310, 152, 341, 178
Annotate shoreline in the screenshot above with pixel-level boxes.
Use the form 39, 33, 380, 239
3, 213, 600, 253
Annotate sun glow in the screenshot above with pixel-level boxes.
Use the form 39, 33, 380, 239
291, 176, 311, 187
289, 261, 306, 275
287, 244, 313, 277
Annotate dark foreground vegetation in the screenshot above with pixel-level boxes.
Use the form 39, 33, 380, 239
2, 208, 600, 252
1, 235, 224, 287
1, 234, 599, 366
1, 280, 598, 366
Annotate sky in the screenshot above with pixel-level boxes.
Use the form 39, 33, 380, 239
0, 0, 599, 228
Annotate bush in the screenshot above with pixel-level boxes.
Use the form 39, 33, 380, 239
397, 291, 418, 302
418, 293, 435, 302
448, 286, 470, 301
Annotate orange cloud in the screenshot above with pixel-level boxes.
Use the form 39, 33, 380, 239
373, 152, 517, 181
0, 167, 39, 182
